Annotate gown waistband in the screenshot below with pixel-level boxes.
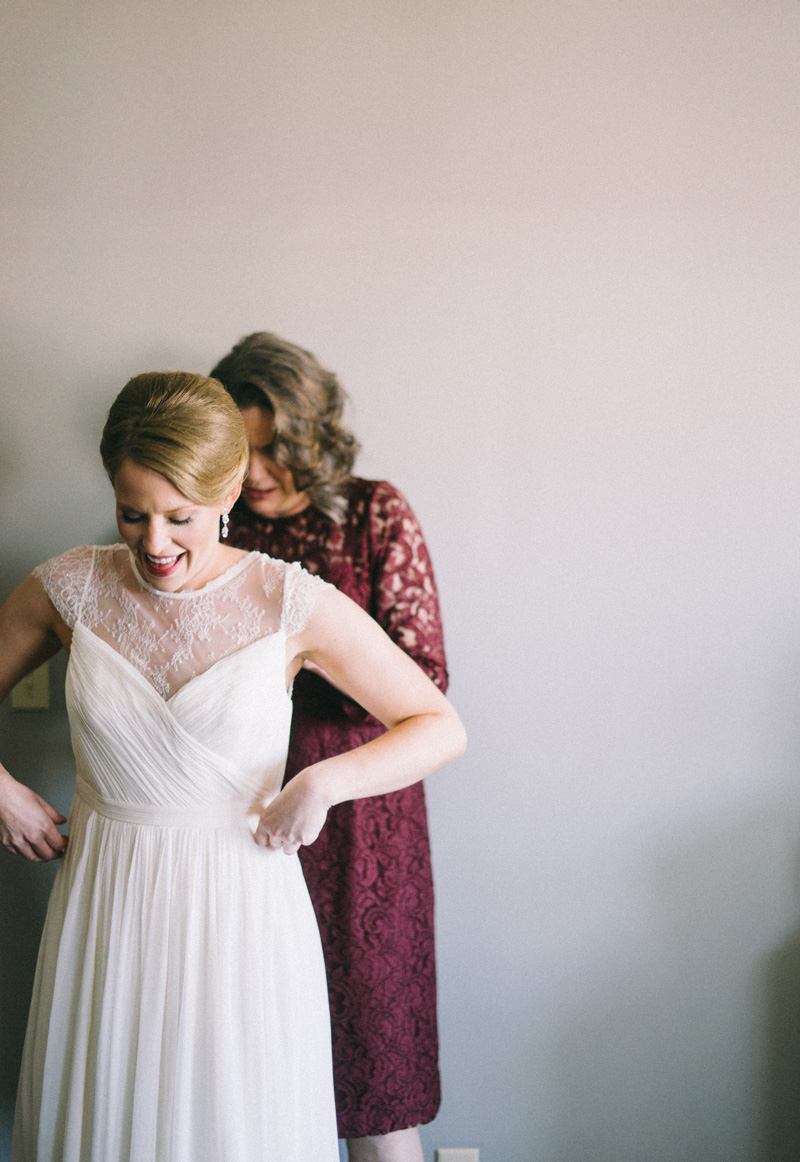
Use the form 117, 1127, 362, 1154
75, 779, 252, 829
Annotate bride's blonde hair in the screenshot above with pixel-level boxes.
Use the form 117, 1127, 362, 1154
100, 372, 249, 505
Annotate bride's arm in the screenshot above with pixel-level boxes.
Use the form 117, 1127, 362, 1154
0, 578, 69, 861
253, 586, 466, 853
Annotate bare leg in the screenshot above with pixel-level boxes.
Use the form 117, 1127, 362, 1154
346, 1126, 424, 1162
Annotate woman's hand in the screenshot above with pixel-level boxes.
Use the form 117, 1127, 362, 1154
251, 772, 330, 855
0, 771, 67, 862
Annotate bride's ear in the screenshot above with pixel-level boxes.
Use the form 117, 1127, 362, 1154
223, 480, 243, 512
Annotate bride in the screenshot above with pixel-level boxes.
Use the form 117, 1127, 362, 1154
0, 371, 466, 1162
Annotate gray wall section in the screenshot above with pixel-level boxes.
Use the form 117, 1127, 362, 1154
0, 651, 71, 1147
4, 2, 800, 1159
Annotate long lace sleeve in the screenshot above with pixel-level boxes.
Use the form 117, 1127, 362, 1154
367, 484, 449, 692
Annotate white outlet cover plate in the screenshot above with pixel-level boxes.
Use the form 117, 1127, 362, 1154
435, 1151, 480, 1162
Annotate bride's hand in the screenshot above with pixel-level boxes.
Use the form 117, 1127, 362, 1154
251, 772, 330, 855
0, 771, 67, 862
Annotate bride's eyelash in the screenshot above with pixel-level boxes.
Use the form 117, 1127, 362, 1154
119, 513, 192, 526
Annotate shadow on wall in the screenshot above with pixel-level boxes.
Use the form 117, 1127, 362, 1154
761, 858, 800, 1162
0, 649, 73, 1148
550, 807, 800, 1162
0, 851, 58, 1118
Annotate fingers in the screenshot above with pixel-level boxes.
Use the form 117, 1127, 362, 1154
39, 829, 67, 859
251, 778, 328, 854
0, 785, 68, 860
252, 819, 302, 855
0, 812, 67, 861
30, 831, 66, 860
29, 817, 67, 860
260, 830, 301, 855
2, 831, 66, 861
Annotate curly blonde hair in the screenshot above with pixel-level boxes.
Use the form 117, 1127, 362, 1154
210, 332, 360, 522
100, 372, 249, 506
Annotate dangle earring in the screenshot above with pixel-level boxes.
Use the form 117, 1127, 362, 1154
221, 510, 230, 539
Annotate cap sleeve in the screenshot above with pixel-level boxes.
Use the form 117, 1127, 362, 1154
281, 560, 332, 638
31, 545, 96, 629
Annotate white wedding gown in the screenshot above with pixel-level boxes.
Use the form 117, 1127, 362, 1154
11, 545, 340, 1162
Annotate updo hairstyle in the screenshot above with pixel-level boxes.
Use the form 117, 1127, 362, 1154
100, 372, 249, 506
210, 332, 360, 522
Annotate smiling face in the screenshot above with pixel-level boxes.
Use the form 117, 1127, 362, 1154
239, 405, 310, 519
115, 459, 240, 591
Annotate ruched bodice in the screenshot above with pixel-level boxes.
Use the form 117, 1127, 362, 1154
67, 624, 292, 813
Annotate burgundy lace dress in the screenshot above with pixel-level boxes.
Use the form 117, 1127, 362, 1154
227, 478, 448, 1139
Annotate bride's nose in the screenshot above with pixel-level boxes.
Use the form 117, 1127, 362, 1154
141, 519, 172, 555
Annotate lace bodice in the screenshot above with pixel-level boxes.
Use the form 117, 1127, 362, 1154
33, 545, 329, 699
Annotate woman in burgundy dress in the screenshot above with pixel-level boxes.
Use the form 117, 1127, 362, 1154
210, 333, 449, 1162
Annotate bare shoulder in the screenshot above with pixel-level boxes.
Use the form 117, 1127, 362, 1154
1, 574, 69, 644
0, 575, 68, 699
292, 582, 369, 647
291, 583, 410, 667
290, 583, 452, 728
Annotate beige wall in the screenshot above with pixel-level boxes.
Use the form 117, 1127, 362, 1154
3, 2, 800, 1159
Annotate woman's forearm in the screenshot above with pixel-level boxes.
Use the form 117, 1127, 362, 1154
299, 706, 466, 807
252, 705, 465, 853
